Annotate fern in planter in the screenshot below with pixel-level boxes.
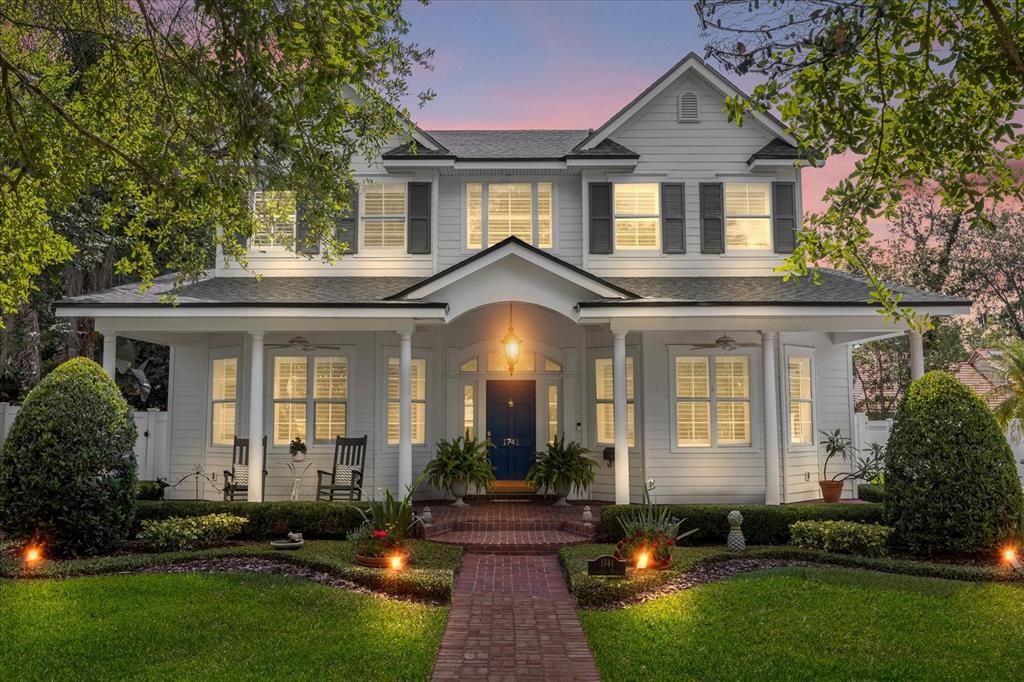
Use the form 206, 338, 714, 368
526, 434, 596, 505
423, 433, 495, 505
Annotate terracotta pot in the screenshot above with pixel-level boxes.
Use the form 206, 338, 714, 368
355, 551, 410, 569
449, 479, 468, 507
819, 480, 845, 503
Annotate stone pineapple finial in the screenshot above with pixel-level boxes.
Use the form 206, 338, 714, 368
727, 510, 745, 552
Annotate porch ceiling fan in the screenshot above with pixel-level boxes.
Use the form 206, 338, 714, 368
687, 334, 760, 352
266, 335, 341, 352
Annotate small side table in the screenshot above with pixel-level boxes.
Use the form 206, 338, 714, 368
286, 462, 314, 501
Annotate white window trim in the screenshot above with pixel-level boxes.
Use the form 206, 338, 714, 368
668, 345, 761, 454
724, 181, 773, 254
463, 179, 558, 251
385, 355, 428, 448
590, 348, 639, 449
250, 190, 297, 255
208, 348, 241, 448
612, 181, 661, 253
360, 179, 408, 254
784, 345, 817, 452
266, 349, 350, 449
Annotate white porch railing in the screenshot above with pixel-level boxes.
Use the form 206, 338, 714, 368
0, 402, 170, 482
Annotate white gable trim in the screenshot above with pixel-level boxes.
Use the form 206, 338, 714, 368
578, 53, 796, 151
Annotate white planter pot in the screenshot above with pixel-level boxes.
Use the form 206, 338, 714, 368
449, 479, 469, 507
553, 481, 571, 507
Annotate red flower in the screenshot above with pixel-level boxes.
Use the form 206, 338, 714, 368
372, 530, 388, 539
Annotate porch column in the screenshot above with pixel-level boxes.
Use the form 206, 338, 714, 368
761, 330, 782, 506
613, 331, 630, 505
248, 331, 265, 502
102, 332, 117, 379
908, 330, 925, 380
398, 330, 413, 494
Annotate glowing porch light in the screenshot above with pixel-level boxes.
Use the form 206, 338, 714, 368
501, 304, 522, 376
635, 550, 650, 570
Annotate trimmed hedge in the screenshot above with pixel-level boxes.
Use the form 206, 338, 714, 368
857, 483, 885, 503
136, 514, 248, 552
135, 501, 368, 540
600, 503, 885, 545
789, 520, 892, 557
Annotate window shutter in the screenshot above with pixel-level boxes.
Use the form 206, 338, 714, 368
699, 183, 724, 254
589, 183, 613, 254
772, 182, 797, 253
661, 182, 686, 253
407, 182, 432, 254
336, 187, 358, 254
295, 200, 319, 254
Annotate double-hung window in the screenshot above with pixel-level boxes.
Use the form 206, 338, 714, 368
724, 183, 772, 251
613, 183, 660, 250
674, 354, 752, 447
387, 357, 426, 445
361, 182, 407, 250
252, 190, 297, 249
272, 355, 348, 446
788, 355, 814, 446
466, 181, 553, 249
594, 357, 635, 447
210, 357, 238, 446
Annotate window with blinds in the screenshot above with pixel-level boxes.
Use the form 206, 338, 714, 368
387, 357, 426, 445
725, 183, 772, 251
466, 181, 553, 248
613, 183, 660, 249
674, 353, 752, 448
252, 190, 297, 249
788, 356, 814, 446
272, 355, 348, 446
715, 356, 751, 445
675, 357, 710, 447
595, 357, 635, 447
210, 357, 237, 446
361, 183, 407, 250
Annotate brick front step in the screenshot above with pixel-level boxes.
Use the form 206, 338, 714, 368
428, 529, 591, 554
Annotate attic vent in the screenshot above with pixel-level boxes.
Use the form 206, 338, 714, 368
677, 92, 700, 123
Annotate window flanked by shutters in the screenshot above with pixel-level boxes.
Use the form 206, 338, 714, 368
613, 183, 660, 250
361, 182, 407, 251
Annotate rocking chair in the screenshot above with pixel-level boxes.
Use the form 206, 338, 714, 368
316, 435, 367, 501
223, 436, 268, 501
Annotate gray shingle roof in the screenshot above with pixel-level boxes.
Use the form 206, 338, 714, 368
748, 139, 801, 164
425, 130, 589, 159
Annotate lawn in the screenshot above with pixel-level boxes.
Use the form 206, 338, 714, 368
0, 571, 447, 681
580, 566, 1024, 681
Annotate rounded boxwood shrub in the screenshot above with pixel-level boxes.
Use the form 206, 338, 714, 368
0, 358, 137, 557
885, 371, 1024, 555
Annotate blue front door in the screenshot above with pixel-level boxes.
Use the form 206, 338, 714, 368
486, 380, 536, 480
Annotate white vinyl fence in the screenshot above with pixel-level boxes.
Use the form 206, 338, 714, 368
0, 403, 170, 482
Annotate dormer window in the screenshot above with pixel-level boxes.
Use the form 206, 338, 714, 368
677, 91, 699, 123
252, 190, 297, 249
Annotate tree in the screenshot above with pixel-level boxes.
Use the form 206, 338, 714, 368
991, 340, 1024, 440
697, 0, 1024, 326
0, 1, 434, 318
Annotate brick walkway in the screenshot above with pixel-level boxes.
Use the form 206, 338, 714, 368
431, 554, 601, 681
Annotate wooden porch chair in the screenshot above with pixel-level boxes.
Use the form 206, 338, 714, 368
316, 435, 367, 501
223, 436, 268, 501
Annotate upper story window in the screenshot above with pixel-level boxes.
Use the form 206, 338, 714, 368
725, 183, 771, 251
466, 181, 553, 249
252, 190, 296, 249
613, 183, 660, 250
362, 182, 407, 251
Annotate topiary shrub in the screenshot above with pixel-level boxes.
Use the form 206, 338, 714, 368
136, 513, 248, 552
0, 358, 137, 557
789, 520, 892, 557
885, 371, 1024, 555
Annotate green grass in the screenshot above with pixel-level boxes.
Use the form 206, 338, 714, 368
0, 571, 446, 681
5, 540, 464, 602
581, 567, 1024, 681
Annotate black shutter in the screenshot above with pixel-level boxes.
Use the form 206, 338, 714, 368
337, 187, 358, 254
589, 183, 613, 254
699, 183, 724, 254
295, 199, 319, 254
661, 182, 686, 254
772, 182, 797, 253
407, 182, 432, 254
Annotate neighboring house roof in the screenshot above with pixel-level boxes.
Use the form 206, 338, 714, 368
953, 360, 1001, 408
382, 130, 639, 161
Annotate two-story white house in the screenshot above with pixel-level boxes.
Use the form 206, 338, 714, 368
56, 53, 969, 505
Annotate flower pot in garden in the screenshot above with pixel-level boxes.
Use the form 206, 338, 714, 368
552, 481, 571, 507
819, 480, 845, 503
449, 479, 469, 507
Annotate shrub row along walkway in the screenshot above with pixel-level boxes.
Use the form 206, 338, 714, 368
432, 554, 600, 681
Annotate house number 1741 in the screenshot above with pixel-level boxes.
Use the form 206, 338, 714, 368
502, 437, 519, 446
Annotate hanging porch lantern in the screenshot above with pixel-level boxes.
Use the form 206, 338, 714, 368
502, 303, 522, 376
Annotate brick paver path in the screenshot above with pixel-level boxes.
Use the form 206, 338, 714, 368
431, 554, 601, 681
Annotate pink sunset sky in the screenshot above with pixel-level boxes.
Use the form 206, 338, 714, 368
399, 0, 848, 218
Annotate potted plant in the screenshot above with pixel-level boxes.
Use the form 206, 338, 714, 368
289, 436, 307, 463
351, 476, 422, 568
614, 480, 696, 570
525, 434, 596, 506
818, 429, 855, 502
423, 432, 495, 506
